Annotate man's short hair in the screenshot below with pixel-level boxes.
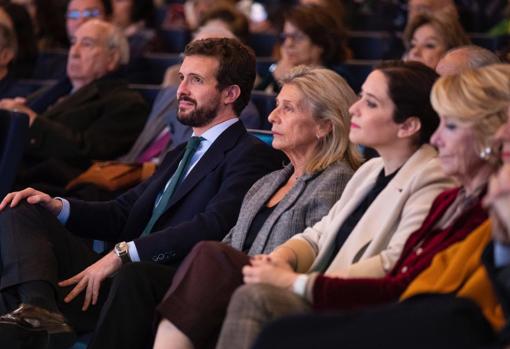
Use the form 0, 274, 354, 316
183, 37, 256, 115
449, 45, 501, 69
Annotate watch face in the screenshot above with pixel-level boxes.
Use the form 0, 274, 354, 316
116, 242, 127, 255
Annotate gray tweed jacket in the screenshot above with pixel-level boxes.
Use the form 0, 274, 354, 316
222, 161, 354, 255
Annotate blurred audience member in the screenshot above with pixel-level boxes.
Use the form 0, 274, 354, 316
0, 19, 148, 191
0, 22, 29, 98
110, 0, 157, 58
13, 0, 69, 49
407, 0, 458, 21
184, 0, 236, 30
435, 45, 500, 76
236, 0, 272, 33
299, 0, 346, 28
162, 3, 249, 86
403, 11, 470, 69
0, 2, 37, 78
256, 4, 350, 94
198, 3, 249, 43
66, 0, 109, 38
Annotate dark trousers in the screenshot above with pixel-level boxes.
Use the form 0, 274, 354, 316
87, 262, 176, 349
252, 295, 498, 349
0, 202, 109, 333
156, 241, 250, 349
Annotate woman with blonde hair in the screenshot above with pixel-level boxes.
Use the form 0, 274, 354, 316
86, 66, 360, 349
403, 11, 470, 69
222, 64, 510, 349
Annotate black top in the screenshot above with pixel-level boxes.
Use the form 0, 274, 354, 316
327, 168, 399, 267
243, 204, 276, 252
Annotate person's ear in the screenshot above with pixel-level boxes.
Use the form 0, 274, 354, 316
106, 50, 121, 72
397, 116, 421, 139
223, 85, 241, 105
316, 119, 332, 139
0, 47, 14, 66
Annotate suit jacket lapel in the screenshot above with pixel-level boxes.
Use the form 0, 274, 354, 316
230, 165, 291, 251
164, 121, 245, 210
252, 170, 322, 255
330, 145, 438, 267
135, 143, 185, 227
44, 82, 100, 119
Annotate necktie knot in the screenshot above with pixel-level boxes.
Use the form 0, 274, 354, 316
187, 136, 204, 152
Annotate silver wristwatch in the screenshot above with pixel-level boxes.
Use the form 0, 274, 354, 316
114, 241, 131, 264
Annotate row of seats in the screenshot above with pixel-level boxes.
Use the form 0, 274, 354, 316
35, 30, 507, 65
30, 50, 375, 92
15, 79, 278, 131
154, 29, 508, 58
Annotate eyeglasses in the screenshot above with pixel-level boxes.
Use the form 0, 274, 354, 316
279, 32, 307, 43
66, 8, 101, 20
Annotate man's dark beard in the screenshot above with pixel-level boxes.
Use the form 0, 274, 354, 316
177, 97, 220, 127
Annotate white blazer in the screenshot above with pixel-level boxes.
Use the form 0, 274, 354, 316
283, 144, 456, 278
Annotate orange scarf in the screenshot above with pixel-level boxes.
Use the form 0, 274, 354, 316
401, 220, 505, 329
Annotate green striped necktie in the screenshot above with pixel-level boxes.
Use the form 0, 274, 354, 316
141, 136, 203, 236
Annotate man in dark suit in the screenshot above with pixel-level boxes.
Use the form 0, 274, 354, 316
0, 19, 149, 191
0, 37, 282, 349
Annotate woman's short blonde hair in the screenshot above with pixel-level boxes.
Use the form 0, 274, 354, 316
280, 65, 362, 173
431, 64, 510, 150
403, 11, 470, 52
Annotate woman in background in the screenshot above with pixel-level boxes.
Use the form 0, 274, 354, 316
403, 11, 470, 69
256, 4, 350, 93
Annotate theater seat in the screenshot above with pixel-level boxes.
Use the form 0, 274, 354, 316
128, 53, 182, 84
348, 31, 404, 60
248, 128, 273, 145
159, 29, 191, 53
129, 83, 161, 107
469, 33, 500, 51
337, 60, 377, 93
250, 91, 276, 130
32, 49, 68, 80
248, 33, 278, 57
0, 110, 29, 199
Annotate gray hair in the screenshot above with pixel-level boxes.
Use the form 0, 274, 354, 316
446, 45, 501, 69
85, 19, 130, 65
